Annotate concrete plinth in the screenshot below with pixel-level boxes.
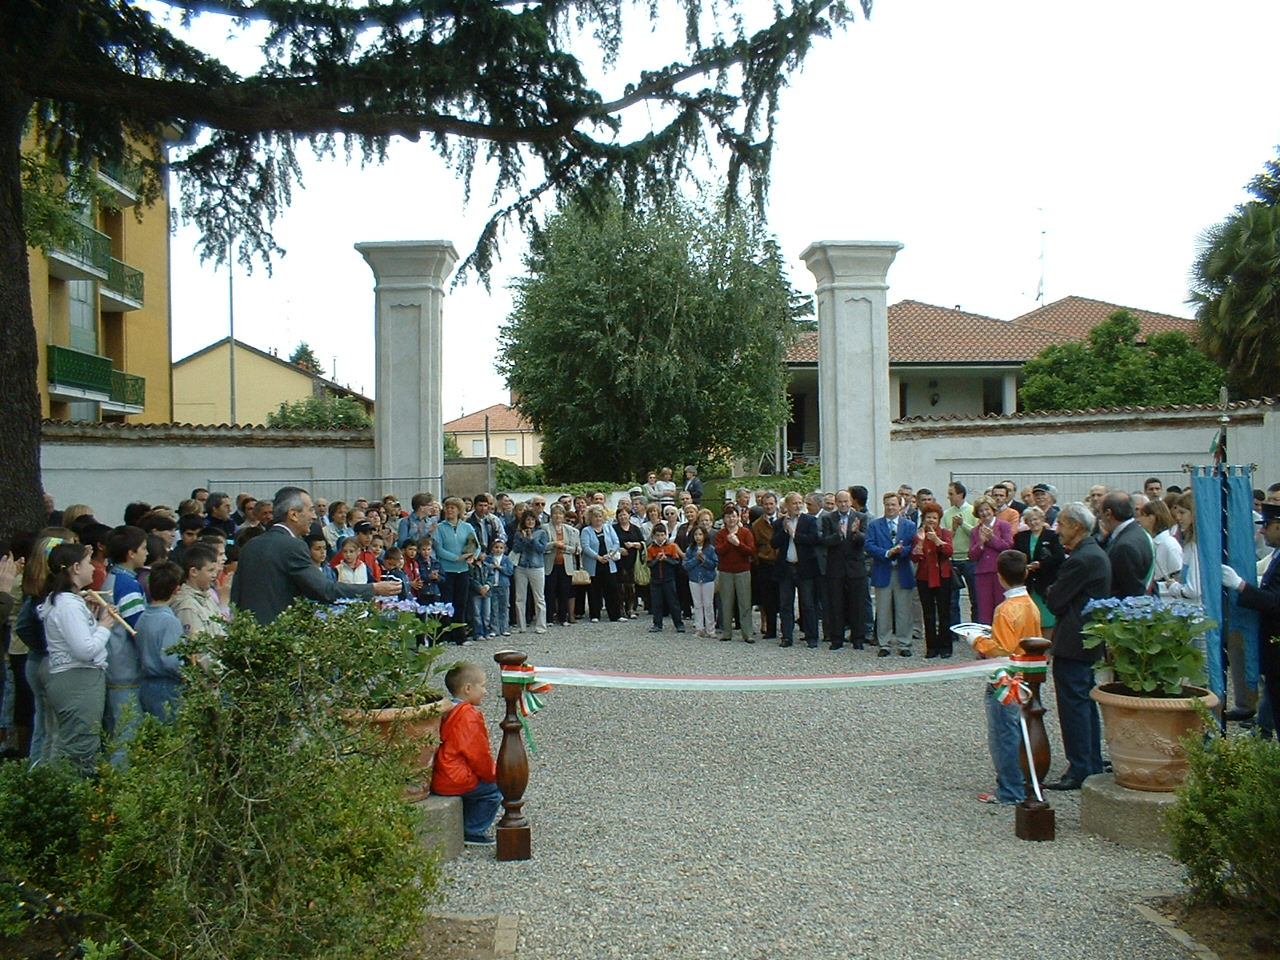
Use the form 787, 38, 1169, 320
414, 793, 464, 860
1079, 773, 1176, 853
800, 241, 902, 501
355, 241, 458, 499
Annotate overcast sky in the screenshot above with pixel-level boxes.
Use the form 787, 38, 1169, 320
165, 0, 1280, 418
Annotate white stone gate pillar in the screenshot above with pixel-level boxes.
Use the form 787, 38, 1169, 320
800, 241, 902, 503
355, 240, 458, 498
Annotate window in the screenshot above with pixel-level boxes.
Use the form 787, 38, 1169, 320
68, 280, 97, 353
471, 438, 485, 456
505, 438, 518, 456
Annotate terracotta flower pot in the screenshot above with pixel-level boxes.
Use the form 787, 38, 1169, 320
342, 700, 448, 801
1090, 682, 1219, 792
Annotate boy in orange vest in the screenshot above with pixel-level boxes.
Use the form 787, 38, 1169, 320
973, 550, 1041, 804
430, 662, 501, 846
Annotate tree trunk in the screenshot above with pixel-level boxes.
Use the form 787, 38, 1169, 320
0, 92, 50, 542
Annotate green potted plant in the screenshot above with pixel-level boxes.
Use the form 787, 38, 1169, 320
316, 598, 454, 800
1081, 595, 1219, 791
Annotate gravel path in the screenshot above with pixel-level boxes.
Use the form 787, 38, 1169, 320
438, 618, 1191, 959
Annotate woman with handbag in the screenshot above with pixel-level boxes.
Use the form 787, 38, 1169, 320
613, 501, 646, 619
544, 503, 581, 627
581, 506, 623, 622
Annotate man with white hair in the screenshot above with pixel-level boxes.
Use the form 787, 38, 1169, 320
1043, 502, 1111, 790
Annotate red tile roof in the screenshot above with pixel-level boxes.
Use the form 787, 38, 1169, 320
787, 300, 1067, 365
787, 296, 1196, 366
1010, 296, 1195, 342
443, 403, 533, 433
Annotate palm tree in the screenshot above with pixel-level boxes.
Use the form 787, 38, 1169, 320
1190, 201, 1280, 399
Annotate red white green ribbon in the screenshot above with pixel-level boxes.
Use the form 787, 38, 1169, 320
989, 666, 1032, 706
500, 665, 553, 751
517, 657, 1015, 692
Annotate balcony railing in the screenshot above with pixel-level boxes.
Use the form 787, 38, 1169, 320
49, 222, 111, 277
47, 344, 112, 395
102, 257, 144, 307
110, 369, 146, 408
97, 158, 143, 200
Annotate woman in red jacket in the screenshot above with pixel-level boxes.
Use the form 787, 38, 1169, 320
911, 502, 954, 658
714, 504, 756, 643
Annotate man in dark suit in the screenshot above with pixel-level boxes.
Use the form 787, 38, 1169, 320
1223, 501, 1280, 735
231, 486, 399, 624
866, 492, 918, 657
821, 490, 867, 650
1099, 492, 1155, 598
1044, 501, 1112, 790
771, 492, 821, 647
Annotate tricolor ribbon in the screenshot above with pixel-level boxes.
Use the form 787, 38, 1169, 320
989, 657, 1048, 804
989, 666, 1031, 706
500, 665, 552, 751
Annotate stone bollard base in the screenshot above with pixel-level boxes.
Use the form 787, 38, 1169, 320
414, 794, 464, 861
1079, 773, 1177, 853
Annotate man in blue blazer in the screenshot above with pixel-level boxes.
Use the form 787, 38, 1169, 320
865, 491, 917, 657
770, 492, 821, 647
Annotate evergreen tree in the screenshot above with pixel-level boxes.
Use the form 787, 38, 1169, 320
498, 192, 808, 479
0, 0, 868, 537
289, 342, 324, 376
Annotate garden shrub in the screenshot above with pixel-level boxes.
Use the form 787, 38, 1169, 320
0, 599, 447, 959
1165, 732, 1280, 918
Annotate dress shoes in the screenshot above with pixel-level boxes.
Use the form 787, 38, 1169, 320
1044, 777, 1083, 791
829, 642, 844, 651
779, 639, 793, 648
877, 648, 890, 658
1224, 707, 1256, 722
924, 651, 939, 659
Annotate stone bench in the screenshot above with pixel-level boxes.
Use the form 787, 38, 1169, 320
414, 793, 464, 860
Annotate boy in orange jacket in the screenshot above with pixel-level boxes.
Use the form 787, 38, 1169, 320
430, 662, 501, 846
972, 550, 1041, 804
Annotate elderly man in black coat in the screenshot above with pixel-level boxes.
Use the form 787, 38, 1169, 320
1222, 501, 1280, 735
231, 486, 400, 625
1099, 491, 1155, 598
1044, 501, 1112, 791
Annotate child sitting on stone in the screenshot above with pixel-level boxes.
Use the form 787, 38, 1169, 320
430, 662, 501, 846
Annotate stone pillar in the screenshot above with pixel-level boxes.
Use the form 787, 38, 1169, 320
1002, 371, 1019, 416
355, 241, 458, 499
800, 241, 902, 502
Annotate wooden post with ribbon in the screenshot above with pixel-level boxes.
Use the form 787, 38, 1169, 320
1012, 637, 1055, 842
494, 649, 532, 861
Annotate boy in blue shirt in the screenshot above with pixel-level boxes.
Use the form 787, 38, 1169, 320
136, 560, 185, 723
103, 525, 148, 739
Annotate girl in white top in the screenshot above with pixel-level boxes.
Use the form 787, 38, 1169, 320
1138, 498, 1184, 586
37, 542, 115, 775
1162, 494, 1200, 603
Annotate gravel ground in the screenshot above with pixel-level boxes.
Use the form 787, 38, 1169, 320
438, 616, 1192, 960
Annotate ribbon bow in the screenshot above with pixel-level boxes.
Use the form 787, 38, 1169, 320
989, 666, 1031, 707
500, 664, 552, 751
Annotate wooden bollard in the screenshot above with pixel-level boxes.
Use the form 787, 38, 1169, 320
493, 650, 532, 861
1013, 637, 1055, 842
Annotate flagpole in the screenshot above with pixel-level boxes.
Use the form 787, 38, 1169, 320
1217, 388, 1230, 734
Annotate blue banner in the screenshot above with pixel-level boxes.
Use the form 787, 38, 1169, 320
1192, 466, 1260, 700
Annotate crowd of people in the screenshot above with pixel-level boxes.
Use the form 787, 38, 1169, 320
3, 467, 1277, 779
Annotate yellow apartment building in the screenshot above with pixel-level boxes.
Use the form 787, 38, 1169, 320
29, 144, 172, 424
172, 337, 374, 425
444, 403, 542, 467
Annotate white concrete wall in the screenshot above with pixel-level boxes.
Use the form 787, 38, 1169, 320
887, 403, 1279, 505
41, 424, 374, 520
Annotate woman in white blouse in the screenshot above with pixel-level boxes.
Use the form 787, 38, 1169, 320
1139, 498, 1184, 586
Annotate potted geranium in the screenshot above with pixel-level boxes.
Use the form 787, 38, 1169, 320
1081, 595, 1219, 792
319, 598, 455, 800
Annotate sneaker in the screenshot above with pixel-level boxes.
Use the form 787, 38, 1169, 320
590, 618, 599, 623
502, 631, 512, 636
464, 834, 497, 846
535, 627, 546, 635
